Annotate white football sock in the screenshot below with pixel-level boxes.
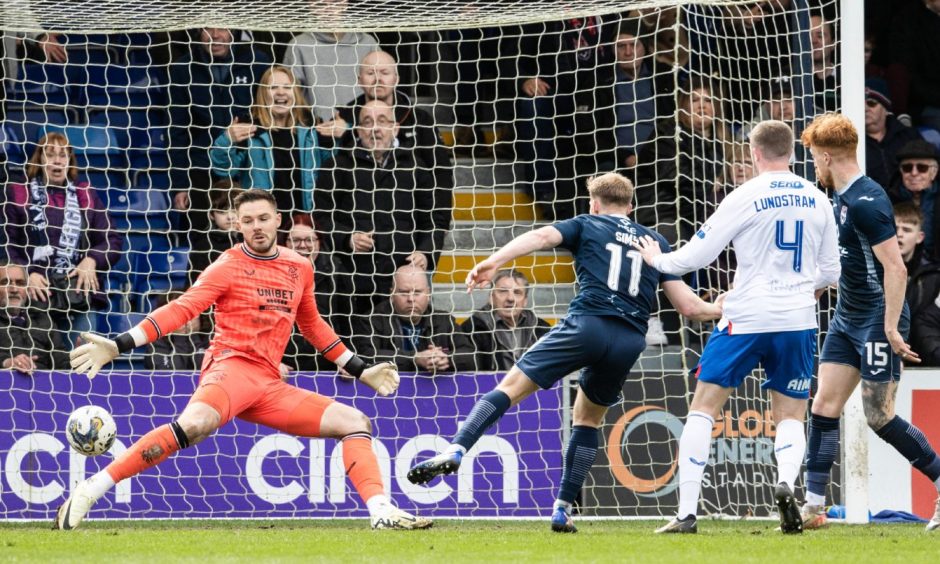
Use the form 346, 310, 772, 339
86, 470, 116, 500
805, 491, 826, 507
365, 494, 392, 516
677, 411, 714, 520
774, 418, 806, 491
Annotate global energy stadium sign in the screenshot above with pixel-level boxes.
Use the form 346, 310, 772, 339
0, 371, 562, 519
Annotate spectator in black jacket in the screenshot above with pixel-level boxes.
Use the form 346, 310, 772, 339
633, 79, 725, 245
167, 28, 271, 233
314, 100, 452, 320
144, 291, 209, 371
187, 185, 242, 283
887, 0, 940, 129
460, 269, 550, 372
593, 20, 675, 170
865, 79, 923, 192
896, 201, 940, 316
336, 50, 453, 194
352, 265, 474, 374
889, 140, 940, 257
0, 262, 70, 373
513, 15, 619, 220
282, 221, 354, 369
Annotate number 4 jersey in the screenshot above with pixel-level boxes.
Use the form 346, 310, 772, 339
554, 214, 679, 336
652, 171, 841, 334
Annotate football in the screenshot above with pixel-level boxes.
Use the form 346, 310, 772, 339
66, 405, 117, 457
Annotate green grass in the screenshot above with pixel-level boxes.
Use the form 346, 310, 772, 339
0, 519, 936, 563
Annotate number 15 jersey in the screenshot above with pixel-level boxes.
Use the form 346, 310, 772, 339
653, 171, 841, 334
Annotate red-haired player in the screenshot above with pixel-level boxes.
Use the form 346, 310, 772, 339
58, 189, 431, 530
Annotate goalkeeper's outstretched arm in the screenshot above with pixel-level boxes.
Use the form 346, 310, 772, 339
466, 226, 563, 291
70, 259, 230, 378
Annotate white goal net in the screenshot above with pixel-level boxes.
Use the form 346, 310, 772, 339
0, 0, 842, 521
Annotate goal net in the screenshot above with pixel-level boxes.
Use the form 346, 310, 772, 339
0, 0, 843, 521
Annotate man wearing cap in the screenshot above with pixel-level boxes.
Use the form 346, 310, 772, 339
891, 139, 940, 254
865, 78, 923, 191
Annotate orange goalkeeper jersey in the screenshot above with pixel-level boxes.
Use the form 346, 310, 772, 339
141, 244, 348, 372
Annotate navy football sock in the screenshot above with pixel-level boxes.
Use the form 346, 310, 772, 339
557, 425, 599, 504
875, 416, 940, 482
805, 413, 840, 497
453, 390, 512, 451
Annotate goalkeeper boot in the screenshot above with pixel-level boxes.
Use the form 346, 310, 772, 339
654, 515, 698, 534
774, 483, 803, 534
371, 506, 433, 530
800, 503, 828, 530
927, 497, 940, 532
407, 450, 463, 485
550, 506, 577, 533
53, 479, 99, 530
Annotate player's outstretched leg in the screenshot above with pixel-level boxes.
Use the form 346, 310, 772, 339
55, 419, 196, 530
654, 410, 714, 534
408, 389, 513, 485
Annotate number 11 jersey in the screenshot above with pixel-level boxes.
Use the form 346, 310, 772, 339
554, 214, 679, 336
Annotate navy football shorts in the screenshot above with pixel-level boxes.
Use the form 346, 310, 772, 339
820, 313, 910, 382
516, 314, 646, 407
695, 325, 817, 399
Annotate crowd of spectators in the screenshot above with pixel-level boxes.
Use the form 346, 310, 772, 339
6, 1, 940, 370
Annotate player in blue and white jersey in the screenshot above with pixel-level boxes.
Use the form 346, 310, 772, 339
799, 113, 940, 532
635, 121, 841, 534
406, 173, 722, 533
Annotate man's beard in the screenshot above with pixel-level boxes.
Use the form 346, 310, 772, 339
247, 234, 276, 254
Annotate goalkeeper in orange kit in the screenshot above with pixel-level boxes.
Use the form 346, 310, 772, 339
56, 189, 431, 530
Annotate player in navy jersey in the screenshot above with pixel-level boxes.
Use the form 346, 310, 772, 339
800, 113, 940, 531
636, 121, 841, 535
406, 173, 722, 533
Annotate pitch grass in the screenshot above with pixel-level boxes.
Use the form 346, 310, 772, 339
0, 519, 936, 563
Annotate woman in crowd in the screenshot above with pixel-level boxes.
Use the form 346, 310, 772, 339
4, 132, 123, 346
210, 64, 344, 232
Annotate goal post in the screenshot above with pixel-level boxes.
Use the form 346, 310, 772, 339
0, 0, 852, 521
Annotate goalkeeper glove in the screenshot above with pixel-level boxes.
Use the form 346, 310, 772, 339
70, 332, 119, 379
359, 362, 400, 397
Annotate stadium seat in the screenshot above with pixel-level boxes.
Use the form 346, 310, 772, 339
918, 126, 940, 153
9, 63, 72, 105
6, 104, 76, 145
131, 244, 190, 299
98, 311, 147, 335
85, 169, 129, 192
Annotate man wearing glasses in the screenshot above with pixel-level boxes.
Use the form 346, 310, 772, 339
890, 140, 940, 258
0, 262, 70, 373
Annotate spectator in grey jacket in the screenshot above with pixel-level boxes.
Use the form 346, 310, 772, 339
461, 269, 550, 372
283, 31, 378, 122
352, 265, 474, 374
0, 262, 70, 373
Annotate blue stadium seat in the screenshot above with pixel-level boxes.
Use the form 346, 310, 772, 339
131, 244, 190, 298
84, 169, 129, 192
38, 123, 128, 170
6, 104, 76, 145
9, 63, 72, 105
918, 127, 940, 153
0, 125, 26, 170
98, 312, 147, 336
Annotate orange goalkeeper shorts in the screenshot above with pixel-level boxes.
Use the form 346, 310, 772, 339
189, 354, 334, 437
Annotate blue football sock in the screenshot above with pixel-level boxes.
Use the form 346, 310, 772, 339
805, 413, 840, 497
556, 425, 599, 505
453, 390, 512, 451
875, 416, 940, 482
